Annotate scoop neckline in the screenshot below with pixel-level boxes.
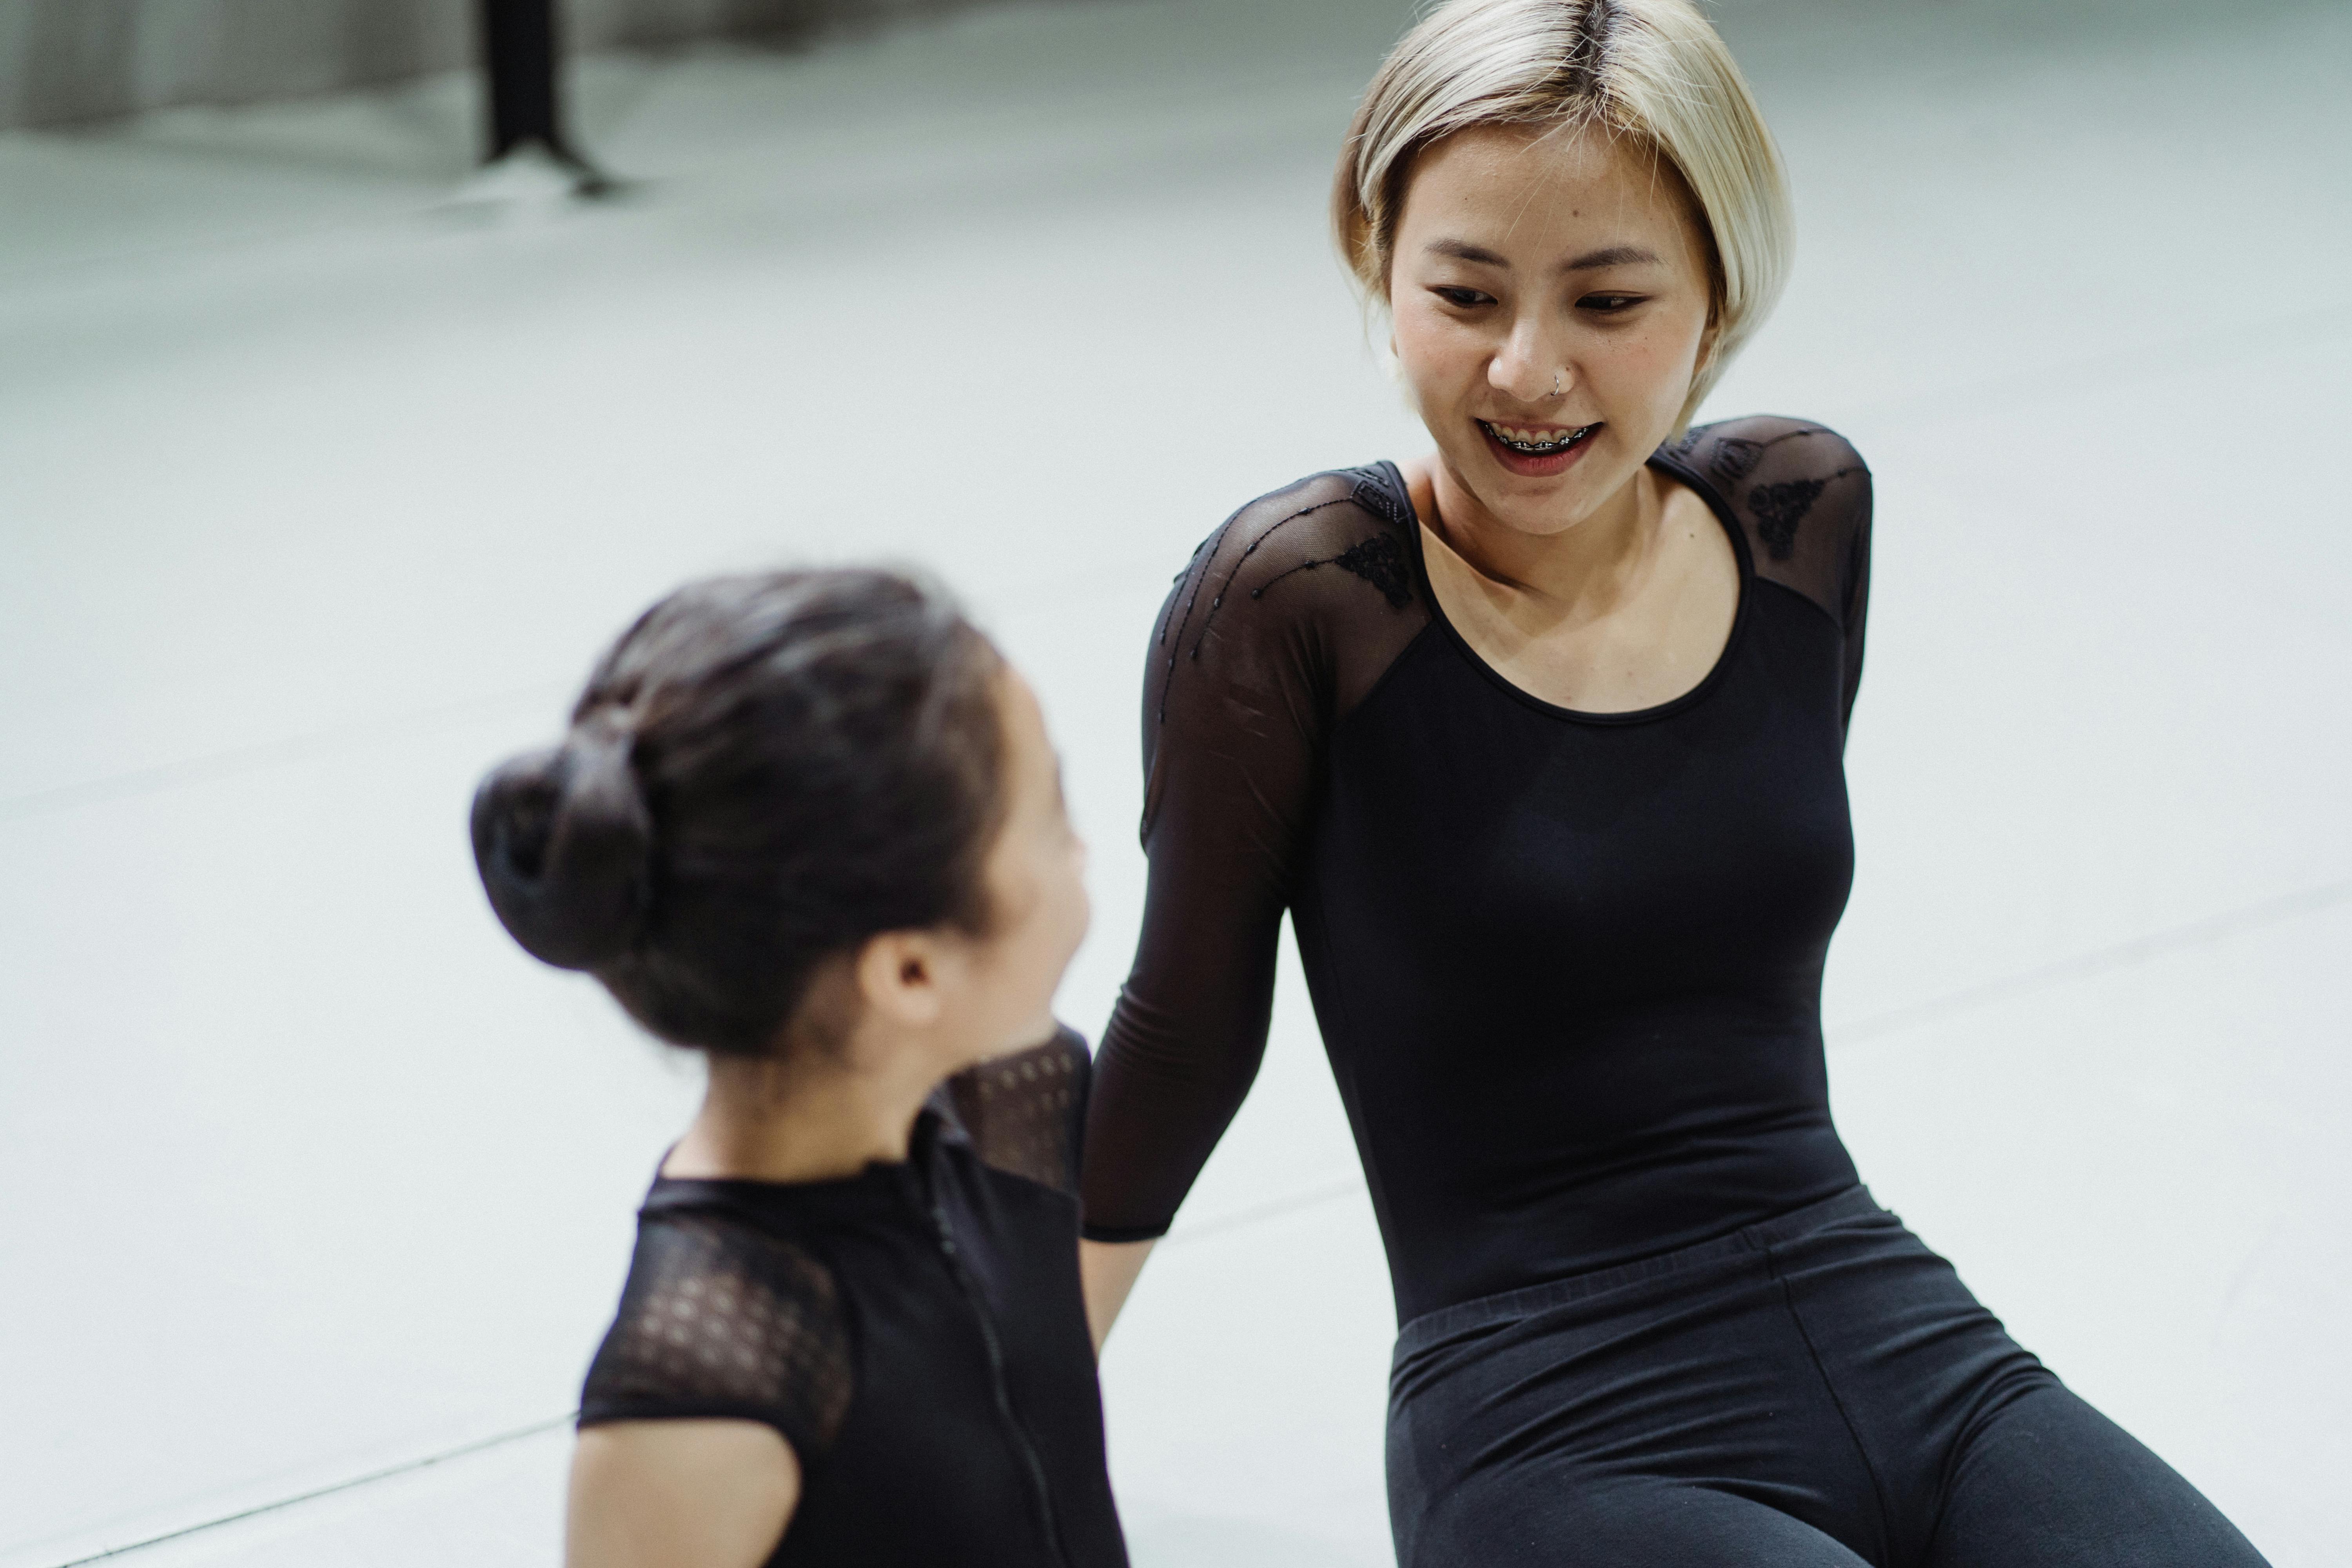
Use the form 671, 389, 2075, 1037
1383, 451, 1753, 727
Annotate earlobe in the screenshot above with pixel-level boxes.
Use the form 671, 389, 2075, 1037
855, 933, 945, 1031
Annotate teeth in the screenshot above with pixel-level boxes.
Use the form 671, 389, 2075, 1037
1484, 421, 1592, 453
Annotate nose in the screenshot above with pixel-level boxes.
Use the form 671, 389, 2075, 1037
1489, 312, 1568, 404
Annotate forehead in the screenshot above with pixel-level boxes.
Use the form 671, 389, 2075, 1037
993, 666, 1054, 781
1398, 123, 1696, 256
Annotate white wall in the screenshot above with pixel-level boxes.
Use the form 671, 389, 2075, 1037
0, 0, 1040, 130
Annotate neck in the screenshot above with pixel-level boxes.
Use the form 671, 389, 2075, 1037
1417, 455, 1663, 615
661, 1043, 946, 1184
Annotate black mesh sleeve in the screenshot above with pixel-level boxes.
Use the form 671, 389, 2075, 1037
1659, 417, 1874, 734
579, 1207, 854, 1463
1079, 468, 1429, 1242
940, 1025, 1093, 1194
1836, 462, 1874, 732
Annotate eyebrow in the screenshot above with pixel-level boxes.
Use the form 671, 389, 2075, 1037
1423, 240, 1663, 272
1565, 244, 1661, 270
1426, 239, 1511, 267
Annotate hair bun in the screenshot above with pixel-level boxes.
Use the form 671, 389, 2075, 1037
470, 715, 653, 971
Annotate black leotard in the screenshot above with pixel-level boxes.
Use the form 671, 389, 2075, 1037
581, 1029, 1128, 1568
1080, 417, 1875, 1323
1078, 421, 2270, 1568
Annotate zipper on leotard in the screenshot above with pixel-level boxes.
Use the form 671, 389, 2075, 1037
919, 1158, 1074, 1568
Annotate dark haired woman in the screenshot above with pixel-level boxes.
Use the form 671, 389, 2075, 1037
1073, 1, 2269, 1564
472, 570, 1126, 1568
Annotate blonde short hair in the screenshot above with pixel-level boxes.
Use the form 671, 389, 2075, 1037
1334, 0, 1791, 429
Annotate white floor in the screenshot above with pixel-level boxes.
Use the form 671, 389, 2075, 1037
2, 0, 2347, 1563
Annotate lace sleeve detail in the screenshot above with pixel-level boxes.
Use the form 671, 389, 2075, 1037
579, 1205, 854, 1463
939, 1026, 1092, 1194
1080, 466, 1430, 1242
1661, 417, 1874, 731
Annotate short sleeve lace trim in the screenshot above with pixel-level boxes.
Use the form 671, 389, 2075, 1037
937, 1025, 1093, 1195
579, 1206, 854, 1461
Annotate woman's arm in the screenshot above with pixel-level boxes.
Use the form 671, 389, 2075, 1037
1079, 471, 1427, 1341
566, 1421, 799, 1568
1076, 488, 1332, 1296
1080, 1236, 1156, 1352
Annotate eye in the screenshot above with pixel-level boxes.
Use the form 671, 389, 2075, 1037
1431, 286, 1494, 308
1578, 293, 1645, 314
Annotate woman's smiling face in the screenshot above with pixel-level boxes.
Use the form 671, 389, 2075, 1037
1388, 122, 1717, 536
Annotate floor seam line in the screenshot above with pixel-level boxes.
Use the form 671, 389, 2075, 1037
43, 1413, 576, 1568
1160, 1175, 1363, 1248
0, 681, 567, 827
1831, 876, 2352, 1048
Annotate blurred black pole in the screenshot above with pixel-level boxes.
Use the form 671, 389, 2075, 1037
478, 0, 609, 191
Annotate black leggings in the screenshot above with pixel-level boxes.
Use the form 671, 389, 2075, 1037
1385, 1188, 2266, 1567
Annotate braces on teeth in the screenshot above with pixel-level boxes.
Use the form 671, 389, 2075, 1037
1485, 421, 1595, 454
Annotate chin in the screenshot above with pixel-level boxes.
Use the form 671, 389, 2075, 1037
1465, 457, 1610, 532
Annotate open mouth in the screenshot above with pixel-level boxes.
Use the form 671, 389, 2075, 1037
1479, 420, 1600, 456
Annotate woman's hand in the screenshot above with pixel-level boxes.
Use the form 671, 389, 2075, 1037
565, 1421, 799, 1568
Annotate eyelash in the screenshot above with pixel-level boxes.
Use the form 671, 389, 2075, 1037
1429, 288, 1647, 314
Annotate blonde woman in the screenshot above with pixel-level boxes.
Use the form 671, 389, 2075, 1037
1074, 2, 2268, 1563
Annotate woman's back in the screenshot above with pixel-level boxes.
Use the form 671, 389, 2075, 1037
585, 1032, 1123, 1568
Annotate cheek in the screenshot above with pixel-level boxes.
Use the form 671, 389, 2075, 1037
1046, 843, 1090, 958
1587, 319, 1705, 415
1391, 301, 1481, 398
1005, 843, 1088, 976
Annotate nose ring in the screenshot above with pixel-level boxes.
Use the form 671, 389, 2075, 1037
1552, 369, 1565, 396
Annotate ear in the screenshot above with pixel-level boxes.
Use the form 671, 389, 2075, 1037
852, 929, 949, 1032
1694, 301, 1724, 379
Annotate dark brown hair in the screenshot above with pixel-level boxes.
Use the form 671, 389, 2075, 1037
470, 569, 1005, 1058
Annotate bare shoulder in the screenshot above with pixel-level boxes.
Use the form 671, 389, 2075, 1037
567, 1420, 798, 1568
